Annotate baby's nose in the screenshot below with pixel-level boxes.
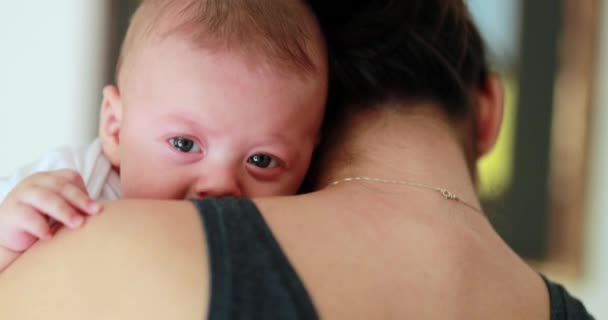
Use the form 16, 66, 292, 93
189, 172, 243, 199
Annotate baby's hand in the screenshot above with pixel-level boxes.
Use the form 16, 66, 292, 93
0, 169, 102, 254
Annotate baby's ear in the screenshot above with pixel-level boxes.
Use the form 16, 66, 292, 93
99, 85, 123, 167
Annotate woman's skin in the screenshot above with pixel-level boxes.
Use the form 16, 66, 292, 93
0, 80, 549, 319
0, 200, 208, 319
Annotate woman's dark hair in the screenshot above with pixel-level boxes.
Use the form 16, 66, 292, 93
300, 0, 489, 192
308, 0, 489, 120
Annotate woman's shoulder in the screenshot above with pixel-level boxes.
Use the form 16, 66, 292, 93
0, 199, 208, 320
404, 207, 551, 319
255, 194, 551, 319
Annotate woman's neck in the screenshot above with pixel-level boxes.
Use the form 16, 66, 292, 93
315, 105, 480, 208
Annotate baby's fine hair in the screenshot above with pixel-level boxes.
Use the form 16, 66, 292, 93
116, 0, 320, 85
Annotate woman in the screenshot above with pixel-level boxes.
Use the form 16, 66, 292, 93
0, 0, 593, 319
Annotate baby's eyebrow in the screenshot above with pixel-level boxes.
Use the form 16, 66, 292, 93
161, 113, 205, 132
163, 113, 197, 125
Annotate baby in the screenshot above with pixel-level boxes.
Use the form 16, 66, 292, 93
0, 0, 327, 270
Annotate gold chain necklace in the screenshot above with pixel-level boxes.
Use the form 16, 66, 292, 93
328, 176, 482, 213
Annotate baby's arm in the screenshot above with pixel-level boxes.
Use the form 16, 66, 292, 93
0, 170, 102, 272
0, 247, 19, 272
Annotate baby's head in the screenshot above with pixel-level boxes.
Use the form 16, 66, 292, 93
99, 0, 327, 199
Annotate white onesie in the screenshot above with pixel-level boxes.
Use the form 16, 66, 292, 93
0, 139, 121, 202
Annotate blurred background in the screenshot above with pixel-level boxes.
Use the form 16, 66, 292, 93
0, 0, 607, 317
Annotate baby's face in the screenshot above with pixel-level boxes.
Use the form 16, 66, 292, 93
111, 37, 327, 199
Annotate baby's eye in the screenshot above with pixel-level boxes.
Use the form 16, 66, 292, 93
247, 153, 279, 169
169, 137, 202, 153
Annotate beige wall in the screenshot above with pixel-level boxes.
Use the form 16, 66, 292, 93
0, 2, 108, 176
565, 1, 608, 316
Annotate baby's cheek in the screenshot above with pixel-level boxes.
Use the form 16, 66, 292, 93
285, 162, 312, 193
243, 176, 301, 197
120, 169, 187, 199
122, 180, 186, 199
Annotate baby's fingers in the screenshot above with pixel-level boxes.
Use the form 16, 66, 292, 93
34, 171, 102, 216
11, 204, 52, 242
59, 182, 102, 216
54, 169, 88, 193
19, 186, 85, 229
0, 246, 21, 272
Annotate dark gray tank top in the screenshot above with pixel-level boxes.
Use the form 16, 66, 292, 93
194, 197, 318, 319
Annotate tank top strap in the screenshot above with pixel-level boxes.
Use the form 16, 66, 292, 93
541, 274, 595, 320
193, 197, 318, 320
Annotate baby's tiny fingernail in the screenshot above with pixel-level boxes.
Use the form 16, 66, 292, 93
88, 201, 102, 214
71, 215, 84, 228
